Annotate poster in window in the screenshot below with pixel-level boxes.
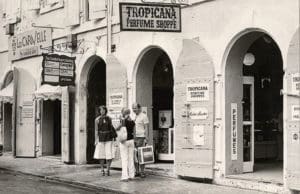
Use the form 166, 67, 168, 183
159, 110, 172, 128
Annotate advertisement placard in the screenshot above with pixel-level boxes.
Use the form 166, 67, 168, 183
9, 28, 52, 61
186, 83, 209, 102
42, 54, 76, 86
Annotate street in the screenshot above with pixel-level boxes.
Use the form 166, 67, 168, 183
0, 170, 116, 194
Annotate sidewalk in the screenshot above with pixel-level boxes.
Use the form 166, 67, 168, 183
0, 153, 270, 194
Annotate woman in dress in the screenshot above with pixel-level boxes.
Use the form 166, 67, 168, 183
119, 108, 135, 181
94, 105, 116, 176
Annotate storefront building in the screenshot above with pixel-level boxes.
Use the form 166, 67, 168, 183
0, 0, 299, 193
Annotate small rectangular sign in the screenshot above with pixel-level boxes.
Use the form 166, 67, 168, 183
292, 73, 300, 95
189, 107, 208, 120
193, 125, 204, 146
186, 83, 209, 102
231, 103, 238, 160
120, 3, 181, 32
108, 93, 124, 108
42, 54, 76, 86
292, 105, 300, 121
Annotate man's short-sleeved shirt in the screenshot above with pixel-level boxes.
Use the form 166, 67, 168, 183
134, 112, 149, 137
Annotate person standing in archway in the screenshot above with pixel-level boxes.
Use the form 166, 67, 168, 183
132, 103, 149, 178
94, 106, 116, 176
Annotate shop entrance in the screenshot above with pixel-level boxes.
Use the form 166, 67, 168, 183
0, 71, 13, 153
86, 57, 106, 163
41, 100, 61, 156
135, 47, 174, 164
225, 31, 283, 183
3, 103, 12, 152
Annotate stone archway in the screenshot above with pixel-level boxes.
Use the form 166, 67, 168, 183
222, 29, 284, 177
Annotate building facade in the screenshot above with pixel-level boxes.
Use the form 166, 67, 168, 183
0, 0, 299, 193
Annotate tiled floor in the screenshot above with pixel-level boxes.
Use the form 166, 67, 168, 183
227, 161, 283, 184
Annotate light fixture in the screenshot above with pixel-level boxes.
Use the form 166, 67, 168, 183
243, 53, 255, 66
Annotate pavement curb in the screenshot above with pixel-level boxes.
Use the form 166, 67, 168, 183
0, 167, 130, 194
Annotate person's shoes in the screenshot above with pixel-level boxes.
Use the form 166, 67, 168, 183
140, 173, 146, 178
120, 179, 128, 182
106, 170, 110, 176
135, 172, 141, 177
101, 170, 105, 176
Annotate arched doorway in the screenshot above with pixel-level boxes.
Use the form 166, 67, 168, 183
135, 47, 174, 162
85, 56, 106, 163
0, 71, 14, 153
224, 30, 283, 183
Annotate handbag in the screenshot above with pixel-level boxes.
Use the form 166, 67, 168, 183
137, 145, 155, 164
117, 126, 127, 143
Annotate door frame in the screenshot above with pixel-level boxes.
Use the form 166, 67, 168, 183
242, 76, 254, 173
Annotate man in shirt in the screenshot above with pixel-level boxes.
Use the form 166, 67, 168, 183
132, 103, 149, 178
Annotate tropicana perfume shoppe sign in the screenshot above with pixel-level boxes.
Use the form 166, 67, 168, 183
120, 3, 181, 32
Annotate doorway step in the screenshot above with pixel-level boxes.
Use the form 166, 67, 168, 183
214, 175, 285, 193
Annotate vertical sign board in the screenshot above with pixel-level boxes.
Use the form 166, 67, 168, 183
61, 86, 70, 163
119, 3, 181, 32
231, 103, 238, 160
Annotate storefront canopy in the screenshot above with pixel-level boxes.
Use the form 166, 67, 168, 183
34, 84, 62, 101
0, 82, 13, 103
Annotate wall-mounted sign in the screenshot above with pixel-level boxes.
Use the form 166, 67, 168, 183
120, 3, 181, 32
292, 105, 300, 121
159, 110, 172, 128
9, 28, 52, 61
189, 107, 208, 120
231, 103, 238, 160
22, 100, 34, 119
42, 54, 76, 86
193, 125, 204, 146
291, 73, 300, 95
108, 93, 124, 108
186, 83, 209, 102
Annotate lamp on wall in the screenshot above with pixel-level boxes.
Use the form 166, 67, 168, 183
243, 53, 255, 66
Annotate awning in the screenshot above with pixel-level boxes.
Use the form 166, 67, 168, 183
34, 84, 62, 100
0, 82, 13, 103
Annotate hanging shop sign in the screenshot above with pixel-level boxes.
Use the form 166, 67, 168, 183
42, 54, 76, 86
291, 73, 300, 95
292, 105, 300, 121
189, 107, 208, 120
186, 83, 209, 102
231, 103, 238, 160
9, 28, 52, 61
193, 125, 204, 146
108, 93, 124, 108
119, 3, 181, 32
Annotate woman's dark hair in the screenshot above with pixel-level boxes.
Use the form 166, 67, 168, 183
99, 105, 108, 115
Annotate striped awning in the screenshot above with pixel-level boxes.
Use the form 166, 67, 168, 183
34, 84, 62, 100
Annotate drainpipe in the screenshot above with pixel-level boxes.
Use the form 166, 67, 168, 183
107, 0, 112, 54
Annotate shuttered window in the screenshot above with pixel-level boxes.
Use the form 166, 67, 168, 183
88, 0, 106, 20
4, 0, 20, 24
66, 0, 80, 26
